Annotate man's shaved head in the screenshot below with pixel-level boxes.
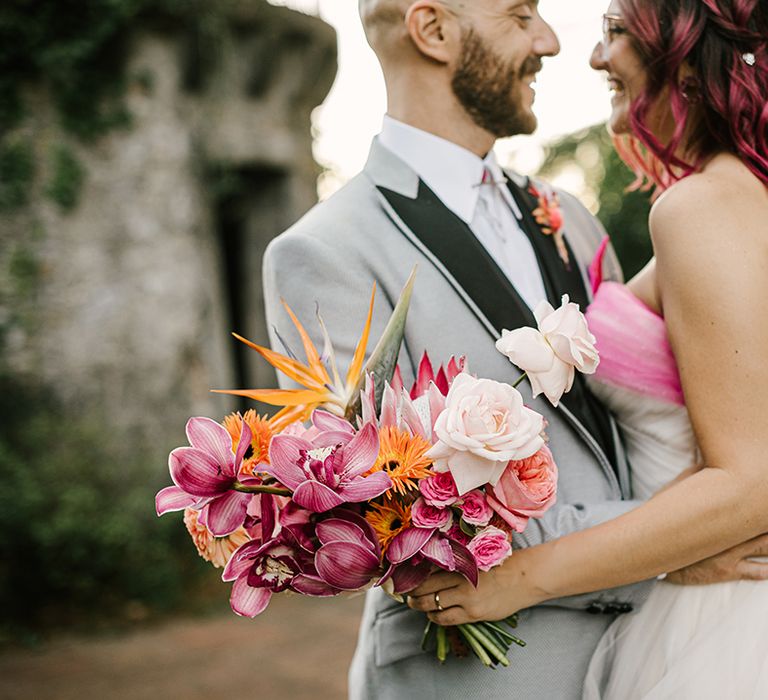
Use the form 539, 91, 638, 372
359, 0, 558, 143
358, 0, 413, 59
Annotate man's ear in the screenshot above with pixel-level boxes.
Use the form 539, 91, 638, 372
405, 1, 460, 64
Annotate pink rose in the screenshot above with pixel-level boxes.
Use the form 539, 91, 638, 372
495, 295, 599, 406
487, 446, 558, 533
467, 526, 513, 572
459, 490, 493, 527
411, 497, 453, 530
426, 373, 545, 496
419, 471, 460, 508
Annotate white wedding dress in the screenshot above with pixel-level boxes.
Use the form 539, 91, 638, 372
581, 279, 768, 700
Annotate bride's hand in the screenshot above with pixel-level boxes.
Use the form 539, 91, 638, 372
406, 550, 546, 625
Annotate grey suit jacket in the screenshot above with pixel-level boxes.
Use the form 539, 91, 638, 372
262, 139, 654, 699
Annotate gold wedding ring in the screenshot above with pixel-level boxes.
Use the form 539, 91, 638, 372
434, 591, 443, 611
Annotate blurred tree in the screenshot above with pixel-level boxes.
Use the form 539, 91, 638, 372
0, 376, 217, 640
538, 123, 654, 280
0, 0, 222, 212
0, 0, 336, 642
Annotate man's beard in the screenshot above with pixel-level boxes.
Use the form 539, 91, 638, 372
451, 27, 542, 138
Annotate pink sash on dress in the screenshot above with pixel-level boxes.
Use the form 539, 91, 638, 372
586, 239, 685, 407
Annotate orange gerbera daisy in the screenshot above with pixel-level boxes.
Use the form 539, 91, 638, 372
367, 426, 433, 497
223, 409, 288, 477
365, 499, 412, 556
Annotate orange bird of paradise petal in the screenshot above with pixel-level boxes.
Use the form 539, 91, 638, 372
212, 285, 378, 418
212, 267, 416, 423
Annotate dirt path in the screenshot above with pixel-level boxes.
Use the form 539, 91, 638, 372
0, 595, 365, 700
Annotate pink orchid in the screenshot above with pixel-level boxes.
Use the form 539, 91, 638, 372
155, 417, 254, 536
267, 411, 391, 512
309, 511, 382, 591
381, 525, 478, 594
223, 509, 382, 616
223, 533, 314, 617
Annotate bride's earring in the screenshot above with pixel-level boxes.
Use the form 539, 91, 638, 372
680, 76, 702, 104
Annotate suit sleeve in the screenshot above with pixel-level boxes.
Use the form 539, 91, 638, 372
515, 498, 656, 612
262, 230, 395, 389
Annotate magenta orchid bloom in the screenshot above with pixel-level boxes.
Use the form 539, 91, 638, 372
267, 412, 391, 513
223, 509, 382, 616
155, 416, 253, 536
223, 534, 312, 617
312, 513, 381, 590
381, 525, 478, 594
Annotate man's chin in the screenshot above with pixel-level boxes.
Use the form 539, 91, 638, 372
496, 113, 538, 138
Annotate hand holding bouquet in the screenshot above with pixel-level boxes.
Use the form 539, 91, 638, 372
155, 270, 599, 667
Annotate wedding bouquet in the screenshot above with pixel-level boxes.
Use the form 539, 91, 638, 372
155, 270, 599, 667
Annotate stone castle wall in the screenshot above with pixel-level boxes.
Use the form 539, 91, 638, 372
1, 1, 337, 456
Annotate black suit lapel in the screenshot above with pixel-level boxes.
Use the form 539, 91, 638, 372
378, 176, 619, 475
505, 178, 589, 309
506, 177, 618, 469
378, 181, 535, 333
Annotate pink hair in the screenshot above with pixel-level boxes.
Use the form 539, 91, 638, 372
617, 0, 768, 191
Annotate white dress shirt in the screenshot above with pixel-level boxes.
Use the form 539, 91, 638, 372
378, 116, 548, 310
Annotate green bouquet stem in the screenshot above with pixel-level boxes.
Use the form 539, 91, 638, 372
436, 625, 449, 664
421, 614, 525, 667
511, 371, 529, 390
232, 482, 292, 496
458, 625, 494, 667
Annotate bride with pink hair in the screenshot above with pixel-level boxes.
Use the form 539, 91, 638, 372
409, 0, 768, 696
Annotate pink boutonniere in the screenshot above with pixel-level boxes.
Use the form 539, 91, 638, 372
529, 184, 570, 268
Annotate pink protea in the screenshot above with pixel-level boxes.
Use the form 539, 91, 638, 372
361, 355, 465, 440
409, 352, 467, 398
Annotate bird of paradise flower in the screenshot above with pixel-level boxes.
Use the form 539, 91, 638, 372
212, 268, 417, 423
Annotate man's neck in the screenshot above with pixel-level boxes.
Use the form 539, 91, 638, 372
387, 100, 495, 158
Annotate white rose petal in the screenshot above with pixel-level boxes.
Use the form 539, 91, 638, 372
497, 294, 600, 405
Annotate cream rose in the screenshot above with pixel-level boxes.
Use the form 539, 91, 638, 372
496, 294, 599, 406
425, 373, 545, 495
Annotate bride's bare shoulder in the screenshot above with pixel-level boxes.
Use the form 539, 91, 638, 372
649, 155, 767, 259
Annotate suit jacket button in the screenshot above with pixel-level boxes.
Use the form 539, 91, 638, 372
586, 602, 604, 615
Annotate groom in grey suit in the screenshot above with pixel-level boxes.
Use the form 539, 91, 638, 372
262, 1, 768, 698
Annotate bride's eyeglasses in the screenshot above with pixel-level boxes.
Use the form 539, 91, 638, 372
602, 14, 629, 44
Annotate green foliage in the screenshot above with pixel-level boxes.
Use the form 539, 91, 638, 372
539, 123, 654, 280
0, 0, 145, 137
0, 0, 218, 214
0, 138, 35, 211
7, 243, 41, 300
45, 144, 85, 211
0, 377, 212, 636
